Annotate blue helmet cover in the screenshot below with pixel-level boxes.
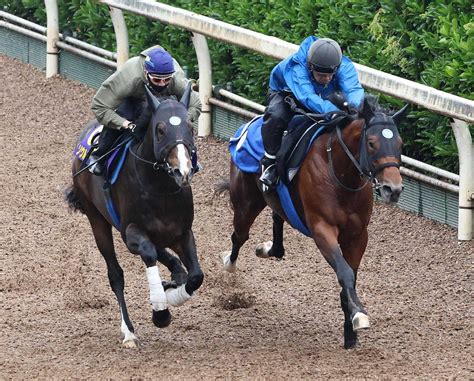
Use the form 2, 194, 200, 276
144, 48, 175, 77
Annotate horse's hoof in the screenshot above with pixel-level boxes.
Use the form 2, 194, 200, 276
255, 241, 273, 258
352, 312, 370, 331
344, 339, 358, 349
152, 308, 172, 328
122, 337, 139, 348
221, 251, 236, 273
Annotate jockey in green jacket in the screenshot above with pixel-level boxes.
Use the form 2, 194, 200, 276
89, 45, 201, 175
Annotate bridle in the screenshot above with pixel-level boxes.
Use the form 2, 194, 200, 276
128, 122, 197, 177
327, 116, 401, 192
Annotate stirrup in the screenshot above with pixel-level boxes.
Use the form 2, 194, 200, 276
259, 163, 278, 188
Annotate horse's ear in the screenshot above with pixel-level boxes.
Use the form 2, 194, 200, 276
361, 97, 374, 121
180, 81, 192, 109
145, 85, 161, 112
391, 103, 410, 125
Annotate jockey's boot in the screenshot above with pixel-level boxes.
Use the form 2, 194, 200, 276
88, 127, 121, 176
259, 153, 278, 188
88, 152, 104, 176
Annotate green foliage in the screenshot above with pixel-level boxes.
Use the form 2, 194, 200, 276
2, 0, 472, 171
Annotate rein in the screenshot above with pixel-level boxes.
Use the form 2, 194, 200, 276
129, 140, 185, 196
129, 140, 174, 175
326, 127, 371, 192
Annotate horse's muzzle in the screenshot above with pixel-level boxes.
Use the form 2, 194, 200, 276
378, 183, 403, 203
172, 168, 193, 187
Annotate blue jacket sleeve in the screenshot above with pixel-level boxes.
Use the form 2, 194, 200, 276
336, 58, 364, 108
287, 63, 340, 114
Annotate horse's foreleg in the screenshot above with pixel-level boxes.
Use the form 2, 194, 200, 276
256, 211, 285, 259
311, 222, 369, 348
156, 248, 188, 286
86, 207, 138, 348
167, 229, 204, 307
124, 224, 171, 329
339, 230, 369, 349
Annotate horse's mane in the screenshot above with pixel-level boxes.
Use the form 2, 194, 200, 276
116, 97, 151, 139
365, 94, 397, 116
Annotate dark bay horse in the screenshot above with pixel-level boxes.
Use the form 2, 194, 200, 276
65, 85, 203, 347
218, 98, 407, 348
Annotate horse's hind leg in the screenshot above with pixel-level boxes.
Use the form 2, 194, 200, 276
256, 211, 285, 259
222, 173, 266, 272
84, 204, 138, 348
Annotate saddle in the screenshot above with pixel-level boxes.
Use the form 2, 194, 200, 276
276, 115, 328, 184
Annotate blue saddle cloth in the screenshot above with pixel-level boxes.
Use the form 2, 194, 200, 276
73, 125, 131, 186
73, 125, 132, 229
229, 116, 327, 237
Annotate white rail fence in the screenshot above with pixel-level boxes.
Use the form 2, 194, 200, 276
1, 1, 472, 240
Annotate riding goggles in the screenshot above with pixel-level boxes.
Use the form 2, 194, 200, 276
309, 63, 339, 74
147, 72, 173, 81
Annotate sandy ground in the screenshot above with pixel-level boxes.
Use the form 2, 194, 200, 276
0, 55, 472, 379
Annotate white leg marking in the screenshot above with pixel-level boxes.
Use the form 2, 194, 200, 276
146, 266, 168, 311
352, 312, 370, 331
221, 250, 236, 273
120, 311, 139, 348
255, 241, 273, 258
177, 144, 192, 177
166, 284, 193, 307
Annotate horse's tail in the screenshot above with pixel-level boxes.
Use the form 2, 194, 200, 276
64, 184, 85, 214
214, 178, 230, 196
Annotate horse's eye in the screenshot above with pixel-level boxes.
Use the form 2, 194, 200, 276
156, 122, 167, 140
368, 140, 376, 150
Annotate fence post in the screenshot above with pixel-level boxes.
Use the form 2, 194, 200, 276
44, 0, 58, 77
191, 33, 212, 137
452, 119, 473, 240
108, 6, 128, 69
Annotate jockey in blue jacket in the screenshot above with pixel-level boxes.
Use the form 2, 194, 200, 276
259, 36, 365, 188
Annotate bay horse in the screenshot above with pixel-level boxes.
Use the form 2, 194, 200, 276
65, 85, 204, 347
218, 97, 407, 348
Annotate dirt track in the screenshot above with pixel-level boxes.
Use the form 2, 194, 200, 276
1, 55, 472, 379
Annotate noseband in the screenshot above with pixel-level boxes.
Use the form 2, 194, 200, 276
327, 116, 401, 192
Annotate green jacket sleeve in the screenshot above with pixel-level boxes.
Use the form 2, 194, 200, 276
91, 57, 144, 129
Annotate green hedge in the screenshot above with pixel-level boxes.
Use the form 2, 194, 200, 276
2, 0, 472, 172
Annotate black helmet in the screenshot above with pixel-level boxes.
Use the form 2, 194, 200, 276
307, 38, 342, 74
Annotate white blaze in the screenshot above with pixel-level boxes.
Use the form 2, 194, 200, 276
177, 144, 192, 176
